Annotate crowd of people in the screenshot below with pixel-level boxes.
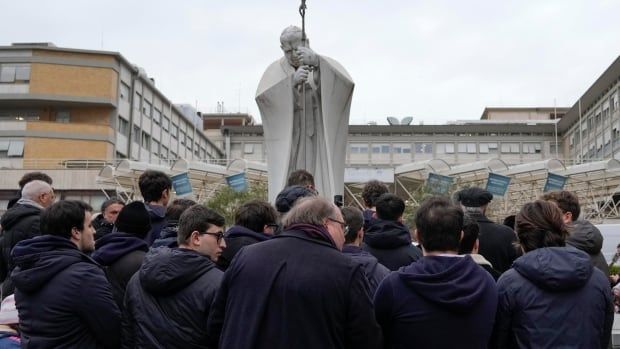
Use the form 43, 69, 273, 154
0, 169, 615, 348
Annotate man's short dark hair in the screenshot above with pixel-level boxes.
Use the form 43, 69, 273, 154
19, 172, 53, 189
286, 170, 315, 187
177, 205, 225, 245
541, 190, 580, 221
458, 214, 479, 254
341, 206, 363, 244
100, 198, 125, 213
234, 200, 278, 233
138, 170, 172, 203
166, 199, 197, 222
375, 193, 405, 221
415, 197, 464, 252
41, 200, 93, 239
361, 180, 389, 208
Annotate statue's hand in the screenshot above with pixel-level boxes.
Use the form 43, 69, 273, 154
295, 47, 319, 67
293, 65, 310, 86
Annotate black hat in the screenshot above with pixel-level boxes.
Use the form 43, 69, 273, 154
275, 185, 316, 213
115, 201, 152, 238
456, 187, 493, 207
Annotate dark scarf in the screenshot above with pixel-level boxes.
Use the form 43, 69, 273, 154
287, 223, 336, 248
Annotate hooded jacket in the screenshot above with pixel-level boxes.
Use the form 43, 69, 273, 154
11, 235, 120, 349
92, 232, 149, 312
568, 220, 609, 276
217, 225, 271, 271
122, 247, 223, 349
374, 255, 497, 349
470, 212, 518, 273
495, 246, 613, 349
144, 204, 166, 246
342, 244, 390, 295
362, 219, 422, 271
152, 221, 179, 248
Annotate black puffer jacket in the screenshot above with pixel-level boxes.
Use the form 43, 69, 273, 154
342, 244, 390, 295
568, 220, 609, 276
12, 235, 121, 348
362, 219, 422, 271
122, 247, 223, 349
0, 203, 42, 298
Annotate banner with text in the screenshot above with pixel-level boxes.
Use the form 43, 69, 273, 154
226, 172, 248, 192
426, 172, 454, 195
543, 172, 568, 193
171, 172, 193, 196
486, 173, 511, 197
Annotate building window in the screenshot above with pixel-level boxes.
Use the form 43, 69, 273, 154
522, 143, 541, 154
4, 140, 24, 157
133, 92, 141, 111
179, 130, 186, 145
501, 143, 520, 154
244, 144, 254, 154
133, 125, 140, 143
371, 143, 390, 154
392, 143, 411, 154
56, 111, 70, 123
0, 111, 39, 121
171, 123, 178, 138
161, 145, 169, 159
415, 143, 432, 154
479, 143, 498, 154
0, 64, 30, 83
350, 143, 369, 154
437, 143, 455, 154
151, 139, 160, 156
143, 100, 152, 118
457, 143, 476, 153
118, 116, 129, 136
162, 116, 170, 131
120, 82, 130, 101
141, 132, 151, 149
153, 108, 161, 125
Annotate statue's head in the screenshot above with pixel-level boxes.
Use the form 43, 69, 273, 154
280, 26, 307, 68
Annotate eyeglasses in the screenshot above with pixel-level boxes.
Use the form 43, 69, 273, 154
327, 217, 349, 235
200, 231, 225, 243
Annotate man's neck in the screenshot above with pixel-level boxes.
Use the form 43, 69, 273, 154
423, 250, 459, 257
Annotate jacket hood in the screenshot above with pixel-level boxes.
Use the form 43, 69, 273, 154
0, 204, 41, 231
91, 232, 149, 265
11, 235, 95, 294
567, 220, 603, 255
513, 246, 592, 291
145, 203, 166, 221
364, 219, 411, 249
139, 247, 216, 295
342, 245, 382, 274
226, 225, 271, 242
397, 255, 488, 312
152, 222, 179, 248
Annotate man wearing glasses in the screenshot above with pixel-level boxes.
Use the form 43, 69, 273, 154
123, 204, 226, 348
208, 197, 382, 349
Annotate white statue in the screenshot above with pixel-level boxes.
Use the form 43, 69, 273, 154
256, 26, 354, 203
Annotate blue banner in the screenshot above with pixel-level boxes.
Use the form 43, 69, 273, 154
426, 172, 454, 195
226, 172, 248, 192
543, 173, 568, 193
486, 173, 511, 196
171, 172, 193, 196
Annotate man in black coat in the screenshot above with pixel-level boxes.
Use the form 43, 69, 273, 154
0, 180, 55, 299
11, 200, 121, 348
91, 201, 151, 312
217, 200, 278, 270
363, 193, 422, 271
341, 206, 390, 295
92, 198, 124, 240
208, 197, 382, 349
123, 204, 226, 349
455, 187, 518, 273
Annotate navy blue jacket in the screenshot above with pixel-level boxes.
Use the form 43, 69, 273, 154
152, 221, 179, 248
11, 235, 121, 349
144, 203, 166, 246
122, 247, 223, 349
374, 255, 497, 349
342, 244, 390, 296
92, 232, 149, 312
207, 229, 383, 349
494, 246, 613, 349
363, 219, 422, 271
217, 225, 271, 270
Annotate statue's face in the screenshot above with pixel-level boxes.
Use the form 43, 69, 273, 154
281, 37, 303, 68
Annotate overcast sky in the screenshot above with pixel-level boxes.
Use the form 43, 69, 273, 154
2, 0, 619, 125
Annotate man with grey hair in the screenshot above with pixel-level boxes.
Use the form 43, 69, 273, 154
0, 180, 55, 298
256, 25, 354, 204
455, 187, 518, 273
208, 197, 382, 349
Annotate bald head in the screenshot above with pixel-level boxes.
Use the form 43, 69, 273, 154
21, 180, 54, 208
281, 197, 345, 250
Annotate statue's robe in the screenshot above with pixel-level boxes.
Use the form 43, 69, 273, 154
256, 56, 354, 203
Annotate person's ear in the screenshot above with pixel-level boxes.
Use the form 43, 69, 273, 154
190, 231, 201, 246
71, 227, 81, 241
